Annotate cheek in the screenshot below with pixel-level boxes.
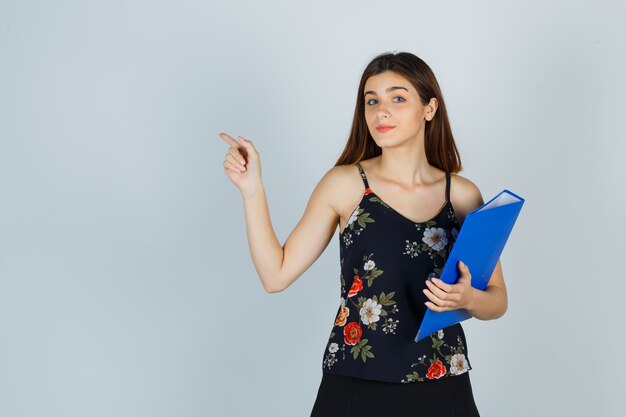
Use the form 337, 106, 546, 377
401, 111, 424, 130
400, 107, 421, 121
364, 111, 377, 128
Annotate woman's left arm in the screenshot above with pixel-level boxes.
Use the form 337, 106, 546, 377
464, 259, 508, 320
423, 175, 508, 320
424, 258, 508, 320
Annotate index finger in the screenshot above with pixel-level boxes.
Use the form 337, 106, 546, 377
431, 278, 455, 293
218, 132, 242, 148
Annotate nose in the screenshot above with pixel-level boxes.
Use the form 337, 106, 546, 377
377, 108, 390, 120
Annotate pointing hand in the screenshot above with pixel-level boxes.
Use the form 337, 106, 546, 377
219, 132, 262, 195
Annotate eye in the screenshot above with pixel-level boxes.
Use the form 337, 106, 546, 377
365, 96, 406, 105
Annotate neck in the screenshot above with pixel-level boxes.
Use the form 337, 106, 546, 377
375, 143, 436, 186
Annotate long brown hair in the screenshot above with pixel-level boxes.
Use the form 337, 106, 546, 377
334, 51, 463, 174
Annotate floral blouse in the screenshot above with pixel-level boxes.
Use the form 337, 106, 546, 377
322, 161, 473, 383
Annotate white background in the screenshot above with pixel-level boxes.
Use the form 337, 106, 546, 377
1, 1, 624, 416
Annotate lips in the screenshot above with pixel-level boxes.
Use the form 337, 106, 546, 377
376, 125, 396, 132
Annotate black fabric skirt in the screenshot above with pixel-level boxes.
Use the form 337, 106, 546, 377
310, 371, 480, 417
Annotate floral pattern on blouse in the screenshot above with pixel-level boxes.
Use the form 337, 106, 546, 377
402, 224, 459, 272
341, 188, 390, 248
325, 164, 472, 383
323, 252, 399, 368
401, 328, 471, 382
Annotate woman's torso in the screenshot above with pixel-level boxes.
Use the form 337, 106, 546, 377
322, 158, 473, 383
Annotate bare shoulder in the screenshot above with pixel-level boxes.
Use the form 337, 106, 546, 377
313, 163, 363, 216
450, 173, 485, 226
450, 173, 508, 296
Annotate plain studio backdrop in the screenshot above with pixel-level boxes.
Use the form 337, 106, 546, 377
1, 1, 624, 416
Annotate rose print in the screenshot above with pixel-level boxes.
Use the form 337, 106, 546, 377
402, 328, 471, 383
326, 165, 473, 381
325, 253, 398, 367
344, 322, 363, 345
348, 276, 363, 297
426, 359, 447, 379
335, 304, 350, 327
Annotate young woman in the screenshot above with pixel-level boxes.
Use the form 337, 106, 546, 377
220, 51, 507, 417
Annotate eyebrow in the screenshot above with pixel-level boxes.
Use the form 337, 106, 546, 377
364, 86, 409, 96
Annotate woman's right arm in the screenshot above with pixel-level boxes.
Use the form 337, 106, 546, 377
220, 133, 341, 293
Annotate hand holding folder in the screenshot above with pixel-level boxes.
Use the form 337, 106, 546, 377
415, 188, 525, 342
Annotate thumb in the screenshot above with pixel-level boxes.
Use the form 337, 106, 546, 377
237, 136, 259, 158
458, 260, 469, 278
457, 261, 473, 287
237, 135, 254, 149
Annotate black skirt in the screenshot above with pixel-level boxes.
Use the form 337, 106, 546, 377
310, 371, 480, 417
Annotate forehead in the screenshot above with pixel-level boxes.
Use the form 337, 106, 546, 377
364, 71, 415, 94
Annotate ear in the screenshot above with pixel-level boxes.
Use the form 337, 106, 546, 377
425, 97, 438, 121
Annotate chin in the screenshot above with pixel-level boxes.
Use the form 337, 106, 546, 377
372, 136, 398, 147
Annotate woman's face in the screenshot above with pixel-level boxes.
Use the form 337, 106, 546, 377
363, 70, 436, 148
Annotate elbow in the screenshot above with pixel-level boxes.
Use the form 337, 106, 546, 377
264, 253, 287, 293
499, 293, 508, 317
492, 299, 508, 320
490, 308, 506, 321
264, 284, 284, 294
489, 287, 508, 320
499, 301, 508, 318
263, 267, 292, 293
263, 278, 285, 294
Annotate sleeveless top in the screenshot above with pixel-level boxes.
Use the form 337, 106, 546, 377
321, 161, 473, 384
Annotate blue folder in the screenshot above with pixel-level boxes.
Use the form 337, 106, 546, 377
415, 188, 525, 342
